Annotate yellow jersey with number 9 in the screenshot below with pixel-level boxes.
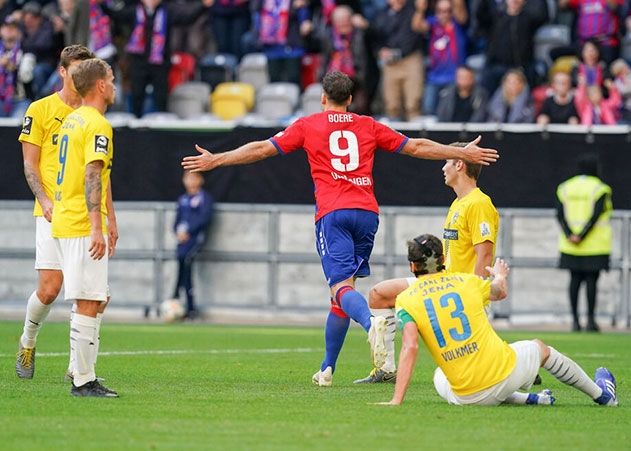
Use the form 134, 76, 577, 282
52, 106, 113, 238
396, 272, 515, 396
18, 93, 75, 217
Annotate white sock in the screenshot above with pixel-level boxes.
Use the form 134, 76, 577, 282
504, 392, 553, 405
67, 303, 77, 375
70, 313, 97, 387
504, 392, 529, 404
94, 313, 103, 367
20, 291, 52, 348
372, 308, 396, 372
543, 347, 602, 399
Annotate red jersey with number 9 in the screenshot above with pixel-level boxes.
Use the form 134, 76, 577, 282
269, 111, 408, 221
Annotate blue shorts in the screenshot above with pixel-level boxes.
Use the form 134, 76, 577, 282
315, 209, 379, 287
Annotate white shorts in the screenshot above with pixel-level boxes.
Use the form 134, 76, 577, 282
433, 340, 542, 406
55, 236, 108, 302
35, 216, 62, 270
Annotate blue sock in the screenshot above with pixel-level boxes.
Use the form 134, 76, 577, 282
526, 393, 539, 405
338, 287, 372, 332
321, 309, 350, 372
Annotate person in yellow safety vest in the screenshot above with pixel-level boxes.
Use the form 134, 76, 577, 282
556, 153, 612, 332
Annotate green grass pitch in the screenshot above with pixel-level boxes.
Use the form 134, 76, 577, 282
0, 320, 629, 450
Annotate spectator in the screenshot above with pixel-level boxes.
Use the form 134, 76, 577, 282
172, 171, 213, 320
575, 74, 621, 124
101, 0, 213, 117
0, 17, 27, 117
66, 0, 116, 63
20, 1, 57, 99
209, 0, 250, 59
537, 71, 580, 124
556, 153, 612, 332
477, 0, 548, 95
374, 0, 423, 119
487, 68, 534, 123
610, 58, 631, 123
318, 5, 378, 114
412, 0, 468, 115
436, 65, 488, 122
560, 0, 623, 64
572, 40, 609, 88
253, 0, 313, 85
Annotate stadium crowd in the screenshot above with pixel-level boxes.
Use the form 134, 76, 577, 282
1, 0, 631, 122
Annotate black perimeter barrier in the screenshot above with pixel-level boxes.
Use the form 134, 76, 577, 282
2, 125, 630, 209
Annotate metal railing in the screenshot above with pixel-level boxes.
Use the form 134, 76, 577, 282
0, 201, 629, 327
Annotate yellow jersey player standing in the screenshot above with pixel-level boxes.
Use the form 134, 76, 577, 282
377, 234, 617, 407
354, 143, 499, 384
52, 58, 118, 397
16, 45, 96, 379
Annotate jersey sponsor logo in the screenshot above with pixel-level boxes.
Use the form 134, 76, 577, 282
95, 135, 109, 154
22, 116, 33, 135
54, 117, 63, 124
52, 134, 58, 146
479, 222, 491, 237
443, 228, 458, 240
330, 171, 372, 186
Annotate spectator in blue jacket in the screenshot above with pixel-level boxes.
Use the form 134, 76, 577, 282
173, 171, 214, 320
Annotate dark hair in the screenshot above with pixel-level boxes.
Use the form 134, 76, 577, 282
448, 141, 482, 180
322, 71, 354, 105
60, 45, 95, 69
457, 65, 474, 74
71, 58, 110, 97
577, 153, 600, 177
407, 234, 445, 276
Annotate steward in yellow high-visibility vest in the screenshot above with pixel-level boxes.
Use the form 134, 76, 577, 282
556, 153, 612, 332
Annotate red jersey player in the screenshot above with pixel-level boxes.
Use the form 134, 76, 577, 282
182, 71, 498, 386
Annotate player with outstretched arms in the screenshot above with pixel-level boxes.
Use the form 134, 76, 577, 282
182, 71, 499, 386
376, 234, 617, 406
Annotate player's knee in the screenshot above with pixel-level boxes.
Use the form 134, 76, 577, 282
37, 282, 62, 304
532, 339, 550, 363
368, 285, 392, 309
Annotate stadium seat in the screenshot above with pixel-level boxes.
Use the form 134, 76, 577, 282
534, 24, 571, 65
168, 52, 196, 93
199, 53, 238, 90
256, 82, 300, 119
301, 83, 322, 115
465, 53, 486, 74
211, 82, 255, 120
167, 81, 211, 119
237, 53, 269, 92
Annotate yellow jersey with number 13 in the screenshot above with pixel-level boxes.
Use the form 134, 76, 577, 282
395, 272, 515, 396
52, 105, 113, 238
18, 93, 75, 217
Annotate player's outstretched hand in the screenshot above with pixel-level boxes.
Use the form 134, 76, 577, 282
485, 258, 510, 279
182, 145, 219, 172
463, 135, 499, 166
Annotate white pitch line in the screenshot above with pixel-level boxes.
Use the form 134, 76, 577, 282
0, 347, 318, 358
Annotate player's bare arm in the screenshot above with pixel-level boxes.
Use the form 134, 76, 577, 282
473, 241, 494, 277
487, 258, 510, 301
22, 142, 53, 222
181, 140, 278, 172
401, 135, 498, 166
86, 160, 106, 260
378, 322, 419, 405
106, 182, 118, 258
